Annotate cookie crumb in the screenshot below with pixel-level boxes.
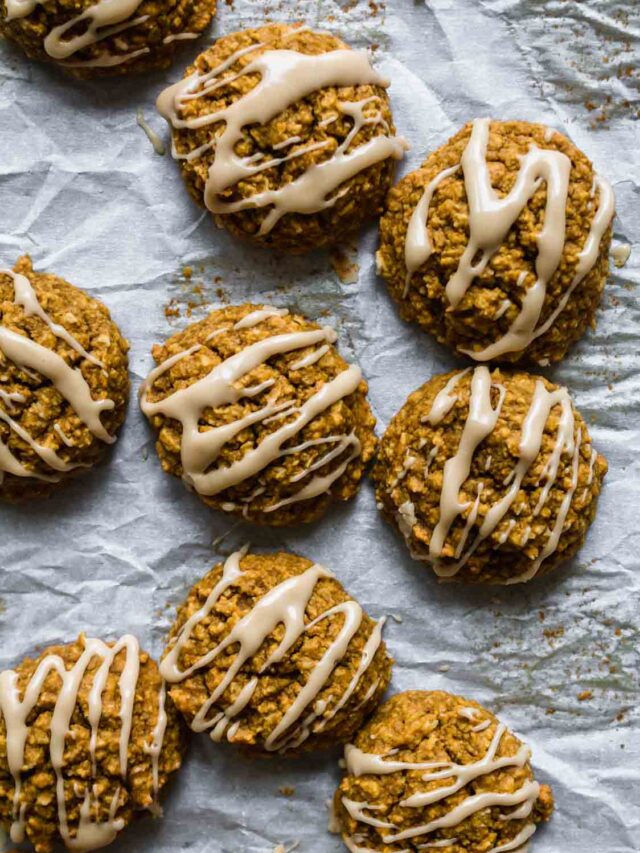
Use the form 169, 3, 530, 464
279, 785, 295, 797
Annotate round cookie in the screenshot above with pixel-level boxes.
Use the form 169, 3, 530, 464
0, 634, 185, 853
373, 366, 607, 584
0, 0, 215, 78
140, 303, 377, 526
334, 690, 554, 853
157, 23, 408, 253
161, 547, 392, 756
0, 256, 129, 502
377, 118, 615, 365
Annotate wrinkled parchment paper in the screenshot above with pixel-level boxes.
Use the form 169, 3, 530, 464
1, 0, 639, 850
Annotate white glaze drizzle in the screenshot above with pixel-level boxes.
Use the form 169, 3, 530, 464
495, 298, 511, 319
3, 0, 155, 65
160, 548, 384, 754
54, 423, 75, 447
290, 343, 330, 370
0, 408, 84, 474
136, 109, 166, 156
143, 680, 168, 816
400, 366, 589, 582
403, 118, 615, 359
2, 269, 104, 369
508, 427, 582, 585
0, 433, 60, 483
343, 836, 408, 853
428, 367, 506, 567
0, 389, 25, 411
0, 635, 167, 851
233, 305, 289, 329
162, 31, 199, 44
140, 309, 363, 510
458, 706, 491, 732
421, 368, 470, 425
0, 268, 116, 484
342, 723, 539, 848
157, 36, 408, 233
403, 164, 459, 296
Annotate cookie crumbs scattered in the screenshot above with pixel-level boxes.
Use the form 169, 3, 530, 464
578, 690, 593, 702
544, 626, 565, 644
165, 299, 180, 319
329, 244, 359, 284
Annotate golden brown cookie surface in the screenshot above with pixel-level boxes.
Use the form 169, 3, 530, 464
0, 256, 129, 502
162, 548, 392, 756
0, 635, 185, 853
373, 367, 606, 584
0, 0, 216, 77
140, 303, 377, 526
158, 23, 406, 253
377, 119, 614, 364
335, 690, 554, 852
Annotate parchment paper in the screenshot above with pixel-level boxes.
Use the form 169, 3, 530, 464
0, 0, 639, 850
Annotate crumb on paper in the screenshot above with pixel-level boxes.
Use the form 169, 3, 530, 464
612, 243, 632, 268
165, 298, 181, 320
273, 843, 300, 853
329, 243, 359, 284
183, 266, 193, 279
279, 785, 295, 797
544, 626, 565, 645
438, 664, 450, 672
578, 690, 594, 702
327, 797, 341, 834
